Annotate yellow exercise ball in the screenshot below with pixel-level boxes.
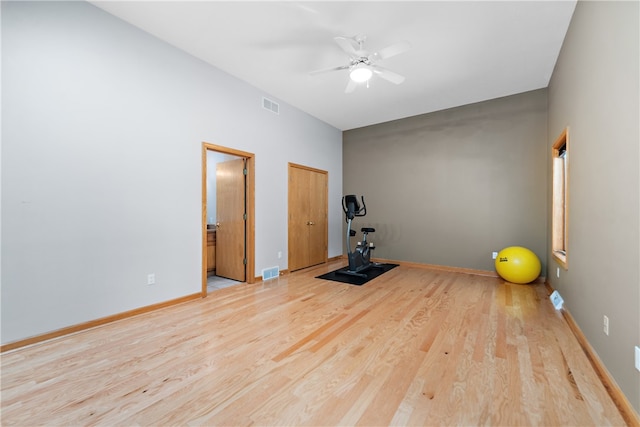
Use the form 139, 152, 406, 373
495, 246, 541, 284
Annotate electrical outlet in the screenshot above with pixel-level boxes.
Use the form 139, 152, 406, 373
635, 346, 640, 372
277, 251, 282, 259
147, 273, 155, 285
492, 251, 498, 260
556, 267, 560, 278
603, 315, 609, 336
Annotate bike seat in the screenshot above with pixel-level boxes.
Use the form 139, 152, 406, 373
361, 227, 375, 233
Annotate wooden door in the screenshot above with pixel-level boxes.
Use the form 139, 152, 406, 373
289, 166, 310, 271
288, 164, 328, 272
308, 170, 328, 266
216, 158, 246, 281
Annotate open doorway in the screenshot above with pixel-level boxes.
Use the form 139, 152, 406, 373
202, 142, 255, 296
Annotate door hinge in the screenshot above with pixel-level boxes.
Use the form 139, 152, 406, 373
243, 213, 247, 220
243, 168, 248, 176
243, 258, 247, 265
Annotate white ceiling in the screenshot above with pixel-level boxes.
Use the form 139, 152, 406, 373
91, 1, 576, 131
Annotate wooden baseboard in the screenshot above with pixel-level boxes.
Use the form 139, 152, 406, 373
0, 293, 202, 353
545, 282, 640, 426
253, 267, 292, 282
336, 255, 547, 283
255, 256, 344, 281
385, 258, 500, 277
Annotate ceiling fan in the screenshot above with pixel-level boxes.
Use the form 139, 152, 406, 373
310, 35, 411, 93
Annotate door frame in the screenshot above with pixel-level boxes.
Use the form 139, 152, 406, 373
202, 142, 256, 297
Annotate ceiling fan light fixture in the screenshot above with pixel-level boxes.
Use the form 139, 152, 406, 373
350, 64, 372, 83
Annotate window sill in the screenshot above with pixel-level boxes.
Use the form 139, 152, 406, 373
552, 251, 568, 270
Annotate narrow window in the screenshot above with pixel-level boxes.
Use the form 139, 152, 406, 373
552, 128, 569, 268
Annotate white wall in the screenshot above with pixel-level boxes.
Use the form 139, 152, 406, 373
1, 1, 342, 344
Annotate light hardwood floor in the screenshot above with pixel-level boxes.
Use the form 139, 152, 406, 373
1, 261, 627, 426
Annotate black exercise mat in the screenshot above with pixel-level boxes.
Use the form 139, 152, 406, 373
316, 263, 399, 286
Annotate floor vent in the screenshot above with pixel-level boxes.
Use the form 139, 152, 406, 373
262, 97, 279, 115
550, 290, 564, 310
262, 266, 280, 281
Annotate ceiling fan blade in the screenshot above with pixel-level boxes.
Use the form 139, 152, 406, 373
334, 36, 358, 57
371, 40, 411, 61
344, 79, 357, 94
371, 65, 405, 85
309, 64, 350, 76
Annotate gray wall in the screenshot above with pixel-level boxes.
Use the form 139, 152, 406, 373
1, 1, 343, 345
343, 90, 548, 273
547, 1, 640, 412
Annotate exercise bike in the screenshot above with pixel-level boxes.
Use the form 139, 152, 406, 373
337, 195, 384, 278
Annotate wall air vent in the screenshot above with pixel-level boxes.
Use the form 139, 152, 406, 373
262, 97, 279, 115
261, 266, 280, 281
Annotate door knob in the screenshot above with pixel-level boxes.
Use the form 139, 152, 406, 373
216, 222, 221, 229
